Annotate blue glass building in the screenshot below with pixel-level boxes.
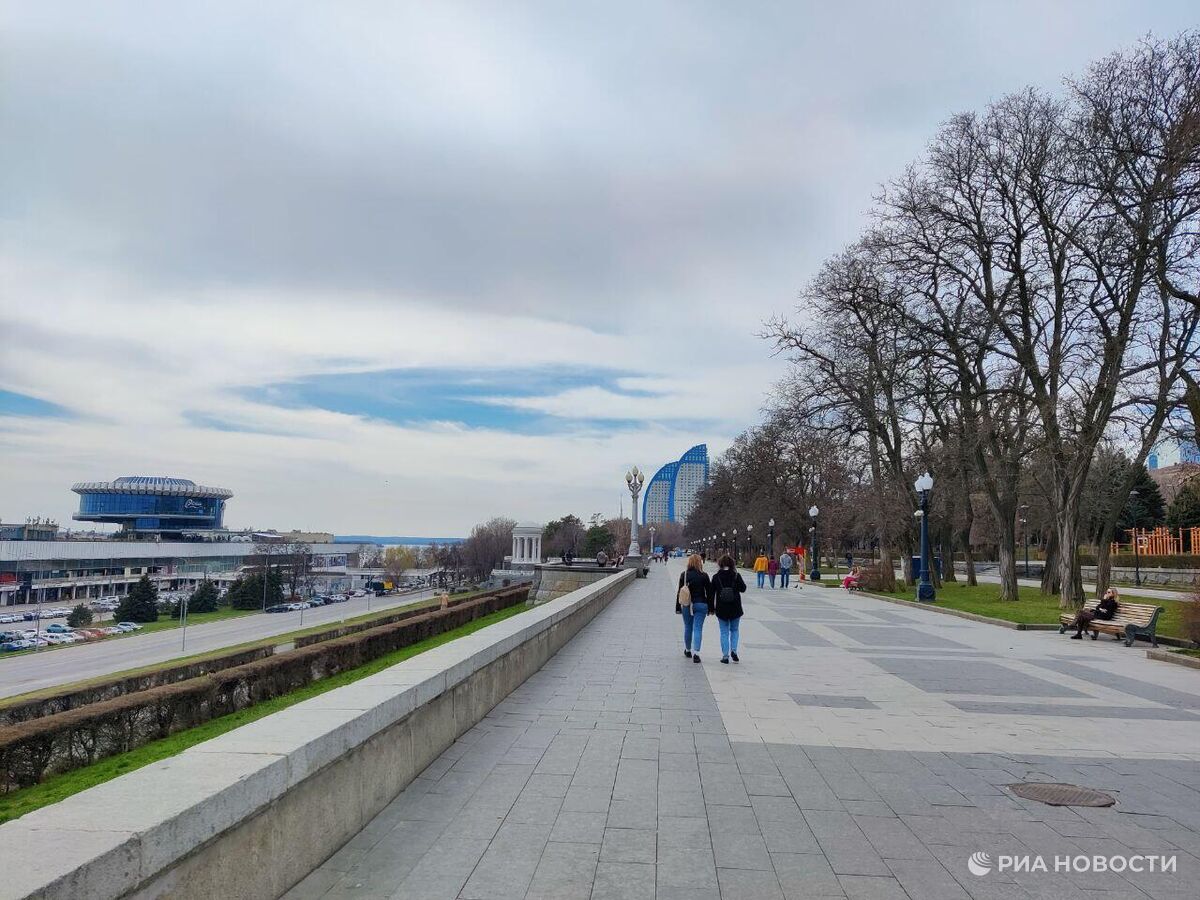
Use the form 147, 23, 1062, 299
642, 444, 708, 524
72, 476, 233, 536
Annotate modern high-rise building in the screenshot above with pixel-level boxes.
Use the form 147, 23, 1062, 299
642, 444, 709, 524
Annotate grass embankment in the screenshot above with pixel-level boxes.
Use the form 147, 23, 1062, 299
0, 602, 529, 824
865, 581, 1192, 640
136, 607, 254, 634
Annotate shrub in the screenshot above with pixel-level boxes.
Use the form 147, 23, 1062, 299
0, 646, 275, 726
66, 605, 93, 628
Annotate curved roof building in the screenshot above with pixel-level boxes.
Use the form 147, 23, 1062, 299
72, 476, 233, 535
642, 444, 708, 524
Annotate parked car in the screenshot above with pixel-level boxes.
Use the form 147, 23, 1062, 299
45, 623, 72, 634
265, 604, 290, 613
328, 594, 349, 603
103, 626, 125, 635
1, 640, 33, 651
115, 622, 143, 632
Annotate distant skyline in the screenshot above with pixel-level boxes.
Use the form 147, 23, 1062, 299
2, 2, 1197, 533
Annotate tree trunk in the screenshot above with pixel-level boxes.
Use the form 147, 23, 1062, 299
941, 528, 957, 583
1093, 534, 1112, 600
877, 542, 897, 592
963, 543, 977, 586
1056, 513, 1085, 610
1040, 530, 1061, 596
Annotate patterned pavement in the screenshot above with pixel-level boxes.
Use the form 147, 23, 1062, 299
286, 561, 1200, 899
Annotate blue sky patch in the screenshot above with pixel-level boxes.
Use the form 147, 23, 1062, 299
0, 389, 71, 418
240, 367, 664, 434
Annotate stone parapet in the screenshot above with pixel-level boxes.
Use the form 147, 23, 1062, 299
0, 569, 636, 900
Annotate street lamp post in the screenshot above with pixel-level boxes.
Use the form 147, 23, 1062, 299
914, 472, 935, 602
809, 506, 820, 581
625, 467, 646, 565
649, 525, 656, 560
1128, 489, 1142, 587
768, 518, 775, 557
721, 531, 727, 555
746, 524, 753, 558
732, 528, 738, 562
1019, 506, 1029, 578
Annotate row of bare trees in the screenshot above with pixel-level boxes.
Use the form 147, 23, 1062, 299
761, 33, 1199, 609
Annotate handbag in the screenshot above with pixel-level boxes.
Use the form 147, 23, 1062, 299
677, 572, 692, 608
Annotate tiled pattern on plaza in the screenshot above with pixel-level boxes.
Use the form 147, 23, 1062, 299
287, 562, 1200, 899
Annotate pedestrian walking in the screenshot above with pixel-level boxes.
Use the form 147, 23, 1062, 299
753, 552, 768, 589
767, 555, 779, 589
711, 554, 746, 664
779, 550, 793, 588
676, 553, 712, 663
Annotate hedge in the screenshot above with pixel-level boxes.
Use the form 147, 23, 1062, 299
294, 590, 492, 648
1077, 554, 1200, 569
0, 646, 275, 728
0, 585, 528, 793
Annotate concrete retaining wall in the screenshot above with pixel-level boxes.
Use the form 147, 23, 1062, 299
0, 569, 636, 900
531, 564, 618, 603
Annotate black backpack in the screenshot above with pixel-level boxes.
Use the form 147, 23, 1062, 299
715, 570, 741, 616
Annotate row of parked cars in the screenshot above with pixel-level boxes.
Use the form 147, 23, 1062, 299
0, 622, 143, 652
0, 606, 75, 624
264, 592, 361, 613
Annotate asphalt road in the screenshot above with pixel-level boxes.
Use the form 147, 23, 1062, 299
0, 590, 435, 701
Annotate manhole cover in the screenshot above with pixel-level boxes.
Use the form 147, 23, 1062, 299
1008, 783, 1115, 807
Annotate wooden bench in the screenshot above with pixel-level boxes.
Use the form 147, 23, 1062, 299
1058, 598, 1164, 647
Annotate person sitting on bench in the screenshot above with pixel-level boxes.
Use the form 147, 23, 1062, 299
842, 565, 862, 590
1069, 587, 1119, 639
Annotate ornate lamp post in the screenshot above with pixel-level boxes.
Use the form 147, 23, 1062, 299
914, 472, 935, 602
721, 531, 727, 554
768, 518, 775, 557
809, 506, 820, 581
746, 523, 753, 557
649, 525, 656, 559
732, 528, 738, 561
625, 467, 645, 563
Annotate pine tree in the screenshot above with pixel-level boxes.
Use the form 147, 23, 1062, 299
227, 570, 283, 609
1167, 480, 1200, 530
115, 575, 160, 623
1117, 465, 1166, 530
188, 580, 220, 614
66, 604, 94, 628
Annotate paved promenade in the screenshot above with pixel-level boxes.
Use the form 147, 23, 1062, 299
288, 562, 1200, 900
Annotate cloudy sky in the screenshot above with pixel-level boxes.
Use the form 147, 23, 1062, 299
1, 1, 1195, 535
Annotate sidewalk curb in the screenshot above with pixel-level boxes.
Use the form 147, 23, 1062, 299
1146, 649, 1200, 671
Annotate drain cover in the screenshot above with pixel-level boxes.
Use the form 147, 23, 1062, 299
1008, 783, 1115, 807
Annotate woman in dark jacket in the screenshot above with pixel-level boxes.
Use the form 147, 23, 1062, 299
1069, 587, 1119, 639
677, 553, 712, 663
711, 555, 747, 663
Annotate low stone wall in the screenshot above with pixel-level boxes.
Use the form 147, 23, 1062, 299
531, 564, 620, 603
0, 568, 636, 900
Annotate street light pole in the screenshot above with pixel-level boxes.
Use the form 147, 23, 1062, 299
914, 472, 935, 602
808, 506, 820, 581
768, 518, 775, 557
1128, 489, 1142, 587
625, 467, 646, 565
746, 524, 753, 559
732, 528, 738, 562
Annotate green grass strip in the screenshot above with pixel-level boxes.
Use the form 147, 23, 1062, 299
861, 582, 1192, 639
0, 602, 529, 824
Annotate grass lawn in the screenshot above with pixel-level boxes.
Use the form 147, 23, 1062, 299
865, 581, 1194, 640
0, 602, 529, 824
136, 606, 254, 634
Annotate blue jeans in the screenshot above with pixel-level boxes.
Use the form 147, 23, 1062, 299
756, 572, 765, 588
719, 617, 741, 657
780, 569, 790, 587
681, 601, 708, 651
769, 573, 776, 588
